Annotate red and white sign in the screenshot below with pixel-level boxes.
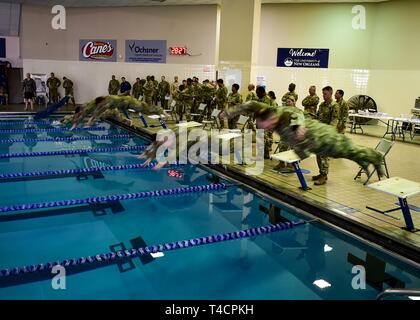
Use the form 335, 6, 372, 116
79, 39, 117, 62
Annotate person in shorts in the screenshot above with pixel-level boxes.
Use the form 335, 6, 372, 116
22, 73, 37, 111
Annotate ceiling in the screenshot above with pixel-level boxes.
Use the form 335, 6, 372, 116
2, 0, 391, 7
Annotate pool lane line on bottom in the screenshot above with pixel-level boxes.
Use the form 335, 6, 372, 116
0, 183, 228, 214
0, 127, 107, 134
0, 145, 148, 159
0, 221, 305, 284
0, 163, 184, 180
0, 134, 134, 144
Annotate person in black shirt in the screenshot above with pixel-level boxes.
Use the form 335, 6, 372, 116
22, 73, 37, 111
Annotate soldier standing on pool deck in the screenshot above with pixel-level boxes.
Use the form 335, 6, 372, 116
63, 76, 76, 106
108, 75, 120, 95
313, 86, 340, 186
335, 89, 349, 134
46, 72, 61, 104
302, 86, 319, 119
158, 76, 171, 109
281, 83, 298, 106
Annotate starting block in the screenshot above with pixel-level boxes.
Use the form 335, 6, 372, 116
175, 121, 204, 129
139, 113, 168, 129
270, 150, 312, 191
367, 177, 420, 232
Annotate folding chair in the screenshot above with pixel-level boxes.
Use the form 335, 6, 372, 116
202, 109, 222, 130
236, 115, 252, 132
190, 103, 207, 122
354, 138, 394, 185
162, 100, 178, 122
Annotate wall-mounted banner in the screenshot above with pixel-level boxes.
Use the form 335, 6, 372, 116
125, 40, 167, 64
0, 38, 5, 58
79, 40, 117, 62
277, 48, 329, 68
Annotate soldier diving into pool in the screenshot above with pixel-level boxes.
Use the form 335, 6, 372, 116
139, 101, 384, 177
62, 95, 166, 129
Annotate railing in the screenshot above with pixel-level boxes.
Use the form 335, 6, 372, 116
376, 288, 420, 300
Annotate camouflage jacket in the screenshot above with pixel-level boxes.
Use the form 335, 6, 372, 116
227, 92, 243, 108
246, 91, 258, 102
215, 86, 228, 105
108, 79, 120, 95
336, 99, 349, 129
281, 91, 298, 104
158, 80, 170, 96
302, 95, 319, 109
63, 79, 74, 90
47, 77, 61, 89
317, 99, 340, 126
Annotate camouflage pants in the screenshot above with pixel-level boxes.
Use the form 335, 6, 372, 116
160, 96, 168, 109
65, 89, 75, 105
49, 89, 59, 104
184, 103, 192, 122
228, 115, 240, 130
304, 106, 317, 119
144, 95, 153, 106
317, 155, 329, 176
264, 131, 273, 159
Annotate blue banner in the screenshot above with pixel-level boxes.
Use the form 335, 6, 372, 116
79, 40, 117, 62
0, 38, 5, 58
277, 48, 329, 68
125, 40, 167, 64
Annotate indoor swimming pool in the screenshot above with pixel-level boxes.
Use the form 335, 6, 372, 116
0, 118, 419, 300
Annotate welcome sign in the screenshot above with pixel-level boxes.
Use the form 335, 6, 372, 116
277, 48, 329, 68
125, 40, 167, 64
79, 39, 117, 62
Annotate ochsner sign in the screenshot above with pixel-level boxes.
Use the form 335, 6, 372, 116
79, 39, 117, 62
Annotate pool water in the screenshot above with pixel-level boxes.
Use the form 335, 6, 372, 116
0, 119, 419, 300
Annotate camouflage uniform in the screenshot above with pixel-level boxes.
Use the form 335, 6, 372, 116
172, 88, 184, 120
201, 83, 216, 119
143, 80, 155, 106
227, 102, 384, 176
62, 78, 75, 106
179, 85, 195, 121
258, 95, 275, 158
191, 83, 202, 113
226, 92, 243, 129
132, 81, 143, 100
281, 91, 298, 106
316, 99, 340, 176
246, 91, 258, 102
336, 99, 349, 134
108, 79, 120, 95
46, 76, 61, 103
215, 85, 228, 110
302, 94, 319, 119
158, 80, 171, 109
152, 79, 159, 105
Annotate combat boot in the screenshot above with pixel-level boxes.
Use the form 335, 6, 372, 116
314, 175, 328, 185
312, 174, 322, 181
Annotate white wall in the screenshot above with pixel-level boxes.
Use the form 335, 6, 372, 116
21, 4, 218, 102
2, 36, 22, 68
23, 59, 216, 102
255, 1, 420, 117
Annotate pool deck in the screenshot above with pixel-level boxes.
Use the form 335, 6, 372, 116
116, 116, 420, 262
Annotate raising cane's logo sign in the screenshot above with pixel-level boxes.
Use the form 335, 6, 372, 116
79, 39, 117, 62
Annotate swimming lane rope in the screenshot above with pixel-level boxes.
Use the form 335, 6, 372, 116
0, 220, 305, 278
0, 127, 106, 134
0, 183, 228, 214
0, 163, 183, 180
0, 134, 133, 144
0, 145, 147, 159
0, 121, 52, 126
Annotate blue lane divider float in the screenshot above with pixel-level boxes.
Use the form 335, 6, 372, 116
0, 163, 183, 180
0, 183, 227, 214
0, 127, 106, 134
0, 145, 148, 159
0, 220, 305, 278
0, 134, 133, 144
0, 121, 51, 126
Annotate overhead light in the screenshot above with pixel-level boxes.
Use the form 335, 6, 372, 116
408, 296, 420, 300
313, 279, 331, 289
324, 244, 333, 252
